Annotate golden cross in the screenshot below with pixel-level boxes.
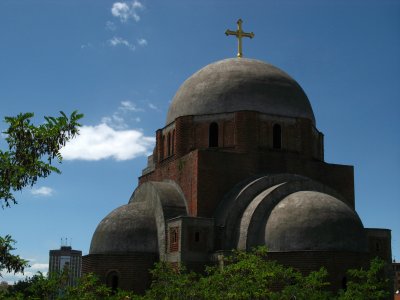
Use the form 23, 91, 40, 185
225, 19, 254, 58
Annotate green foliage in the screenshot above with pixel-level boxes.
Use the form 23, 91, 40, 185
196, 248, 289, 299
3, 272, 139, 300
62, 273, 112, 300
0, 111, 83, 277
5, 271, 61, 299
0, 235, 28, 277
142, 248, 389, 300
276, 267, 332, 300
0, 111, 83, 207
143, 247, 334, 300
0, 251, 390, 300
337, 257, 390, 300
145, 262, 199, 300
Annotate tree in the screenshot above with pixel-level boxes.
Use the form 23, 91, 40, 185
0, 235, 27, 279
144, 261, 199, 299
0, 111, 83, 276
143, 248, 389, 300
5, 271, 62, 299
1, 250, 390, 299
3, 272, 139, 300
337, 257, 390, 300
0, 111, 83, 207
144, 247, 334, 300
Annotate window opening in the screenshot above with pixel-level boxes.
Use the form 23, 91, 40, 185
160, 135, 165, 160
341, 276, 347, 290
111, 275, 118, 292
167, 132, 171, 156
376, 242, 380, 252
273, 124, 282, 149
172, 130, 175, 154
169, 227, 179, 252
106, 271, 119, 293
172, 230, 177, 243
209, 122, 219, 147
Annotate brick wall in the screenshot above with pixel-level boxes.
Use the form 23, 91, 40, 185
139, 111, 354, 217
268, 251, 370, 292
140, 148, 354, 218
155, 111, 324, 164
196, 150, 355, 216
140, 151, 199, 215
82, 253, 157, 294
140, 111, 354, 217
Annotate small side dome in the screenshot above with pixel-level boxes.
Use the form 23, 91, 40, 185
89, 202, 158, 254
265, 191, 367, 252
166, 58, 315, 125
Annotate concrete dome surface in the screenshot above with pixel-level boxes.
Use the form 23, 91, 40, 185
166, 58, 315, 125
89, 202, 158, 254
265, 191, 367, 252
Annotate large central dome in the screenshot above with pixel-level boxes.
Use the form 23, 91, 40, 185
166, 58, 315, 125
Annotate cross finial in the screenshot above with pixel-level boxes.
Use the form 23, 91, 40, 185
225, 19, 255, 58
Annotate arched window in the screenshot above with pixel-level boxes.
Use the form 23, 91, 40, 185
106, 271, 119, 293
209, 122, 219, 147
172, 130, 175, 155
167, 132, 171, 156
273, 124, 282, 149
341, 276, 347, 290
160, 135, 165, 160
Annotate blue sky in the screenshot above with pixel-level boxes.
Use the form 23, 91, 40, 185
0, 0, 399, 283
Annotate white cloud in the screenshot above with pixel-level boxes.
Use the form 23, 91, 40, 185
1, 261, 49, 285
101, 113, 128, 130
101, 101, 144, 129
137, 38, 147, 46
111, 1, 143, 23
30, 263, 49, 271
31, 187, 54, 197
120, 100, 143, 112
148, 103, 158, 110
106, 21, 117, 31
80, 43, 92, 49
61, 123, 154, 161
111, 2, 130, 21
108, 36, 135, 51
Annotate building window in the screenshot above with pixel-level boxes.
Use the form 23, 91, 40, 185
195, 231, 200, 242
163, 135, 167, 158
172, 229, 177, 243
160, 135, 165, 160
106, 271, 119, 293
167, 132, 171, 156
273, 124, 282, 149
169, 227, 179, 252
341, 276, 347, 290
209, 122, 219, 147
172, 130, 175, 155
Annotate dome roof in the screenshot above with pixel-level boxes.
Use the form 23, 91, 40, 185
89, 202, 158, 254
265, 191, 367, 252
166, 58, 315, 125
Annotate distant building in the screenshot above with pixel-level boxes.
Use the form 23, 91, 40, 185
49, 245, 82, 286
0, 281, 9, 293
394, 261, 400, 295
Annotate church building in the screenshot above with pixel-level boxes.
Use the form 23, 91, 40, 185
82, 21, 392, 294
